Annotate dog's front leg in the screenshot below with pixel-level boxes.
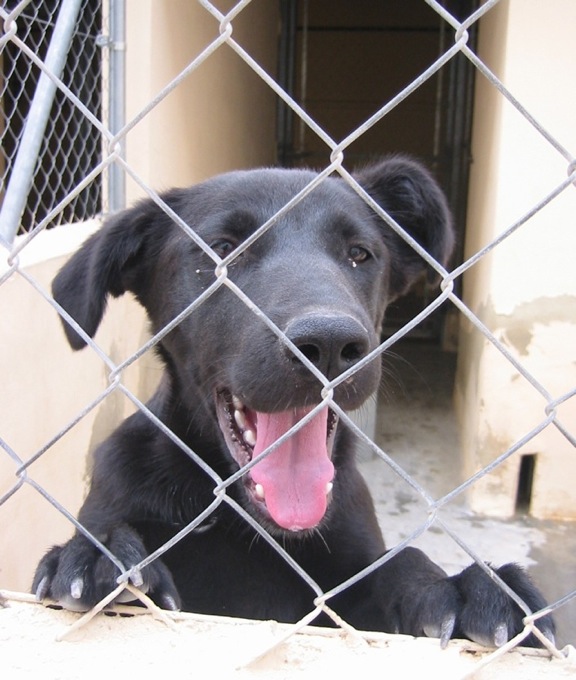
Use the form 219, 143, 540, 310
373, 546, 554, 648
32, 508, 181, 612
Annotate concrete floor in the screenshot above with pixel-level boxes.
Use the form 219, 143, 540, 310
356, 339, 576, 649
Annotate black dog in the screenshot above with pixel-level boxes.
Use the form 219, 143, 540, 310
33, 157, 554, 647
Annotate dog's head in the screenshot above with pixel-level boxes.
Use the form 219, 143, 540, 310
53, 156, 453, 533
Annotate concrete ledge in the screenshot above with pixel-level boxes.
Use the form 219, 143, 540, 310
0, 220, 101, 273
1, 592, 574, 679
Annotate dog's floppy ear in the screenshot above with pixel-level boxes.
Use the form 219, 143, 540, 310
353, 156, 454, 299
52, 199, 164, 350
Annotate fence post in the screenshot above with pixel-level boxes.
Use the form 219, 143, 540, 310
107, 0, 126, 213
0, 0, 83, 248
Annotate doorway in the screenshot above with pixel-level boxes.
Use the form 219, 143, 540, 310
277, 0, 477, 340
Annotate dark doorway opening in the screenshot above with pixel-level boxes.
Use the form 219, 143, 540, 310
277, 0, 478, 342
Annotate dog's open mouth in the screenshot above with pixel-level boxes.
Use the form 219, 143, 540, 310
216, 390, 337, 532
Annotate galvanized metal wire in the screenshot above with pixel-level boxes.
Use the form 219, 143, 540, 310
0, 0, 574, 665
0, 0, 109, 238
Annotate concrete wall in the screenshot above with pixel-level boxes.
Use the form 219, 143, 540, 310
123, 0, 279, 202
0, 222, 156, 592
455, 0, 576, 519
3, 0, 575, 599
0, 1, 278, 593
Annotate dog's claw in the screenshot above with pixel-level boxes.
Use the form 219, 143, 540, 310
494, 622, 508, 647
35, 575, 50, 601
440, 614, 456, 649
159, 594, 180, 611
542, 627, 556, 647
129, 568, 144, 588
70, 576, 84, 600
424, 612, 456, 648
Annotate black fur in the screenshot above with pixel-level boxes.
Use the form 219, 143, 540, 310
33, 158, 553, 647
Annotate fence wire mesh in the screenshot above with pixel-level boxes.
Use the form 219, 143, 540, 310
0, 0, 575, 672
0, 0, 104, 233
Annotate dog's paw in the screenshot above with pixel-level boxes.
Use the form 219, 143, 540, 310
401, 562, 555, 648
450, 562, 555, 648
32, 525, 181, 612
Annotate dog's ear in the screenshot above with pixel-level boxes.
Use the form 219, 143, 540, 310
52, 198, 167, 350
353, 156, 454, 299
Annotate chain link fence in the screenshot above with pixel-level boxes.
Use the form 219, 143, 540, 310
0, 0, 575, 674
0, 0, 107, 234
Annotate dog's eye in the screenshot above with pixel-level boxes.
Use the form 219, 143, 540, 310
348, 246, 371, 265
210, 239, 236, 258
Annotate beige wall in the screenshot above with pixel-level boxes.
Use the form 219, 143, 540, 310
124, 0, 279, 202
0, 222, 155, 591
0, 1, 279, 593
455, 0, 576, 519
3, 0, 575, 598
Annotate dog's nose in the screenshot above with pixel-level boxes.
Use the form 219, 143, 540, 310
284, 314, 371, 380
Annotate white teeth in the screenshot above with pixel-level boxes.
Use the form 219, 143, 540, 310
243, 429, 256, 447
234, 408, 246, 429
255, 484, 265, 500
326, 482, 333, 495
229, 395, 255, 448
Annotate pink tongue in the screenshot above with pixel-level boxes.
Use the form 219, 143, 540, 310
250, 406, 334, 531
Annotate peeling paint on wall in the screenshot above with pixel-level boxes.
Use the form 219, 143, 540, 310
497, 296, 576, 356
